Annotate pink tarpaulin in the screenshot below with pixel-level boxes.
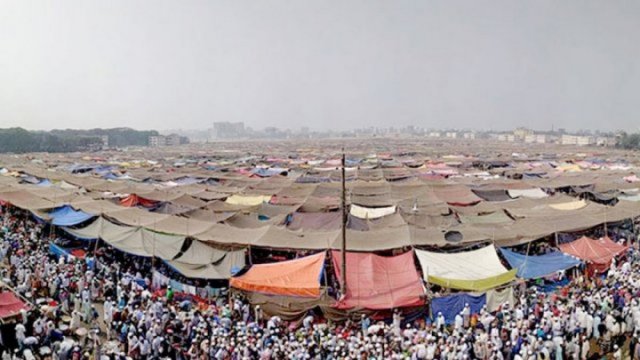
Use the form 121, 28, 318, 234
331, 250, 425, 310
624, 175, 640, 183
559, 236, 627, 267
0, 291, 28, 319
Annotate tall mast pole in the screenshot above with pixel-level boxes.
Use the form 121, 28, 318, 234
341, 148, 347, 294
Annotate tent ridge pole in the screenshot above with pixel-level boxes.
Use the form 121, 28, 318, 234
341, 148, 347, 294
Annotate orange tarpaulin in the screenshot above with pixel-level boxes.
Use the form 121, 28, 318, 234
230, 252, 325, 298
332, 250, 425, 310
559, 236, 627, 270
119, 194, 158, 208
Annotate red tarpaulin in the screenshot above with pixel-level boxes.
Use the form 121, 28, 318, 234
0, 291, 28, 319
119, 194, 158, 208
559, 236, 627, 273
331, 250, 425, 310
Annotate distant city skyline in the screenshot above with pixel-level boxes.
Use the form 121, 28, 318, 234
1, 1, 639, 132
0, 123, 630, 134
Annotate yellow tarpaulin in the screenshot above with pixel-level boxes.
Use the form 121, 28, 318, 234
416, 245, 516, 291
428, 269, 517, 292
549, 199, 587, 210
225, 194, 272, 206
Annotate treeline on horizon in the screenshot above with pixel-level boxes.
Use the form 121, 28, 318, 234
618, 132, 640, 150
1, 127, 640, 153
0, 127, 159, 153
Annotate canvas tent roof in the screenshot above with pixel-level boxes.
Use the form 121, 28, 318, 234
433, 186, 482, 206
0, 190, 59, 210
181, 208, 235, 222
63, 217, 185, 259
331, 250, 425, 310
70, 199, 124, 214
111, 228, 185, 259
242, 291, 337, 322
173, 240, 243, 265
458, 210, 513, 225
230, 252, 325, 297
471, 189, 512, 202
147, 216, 215, 236
63, 216, 132, 240
286, 212, 342, 231
104, 208, 169, 227
415, 245, 516, 291
166, 249, 246, 280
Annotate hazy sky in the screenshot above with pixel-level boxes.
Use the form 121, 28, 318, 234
1, 1, 639, 132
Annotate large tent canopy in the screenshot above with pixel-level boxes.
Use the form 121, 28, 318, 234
63, 217, 185, 259
166, 249, 246, 280
48, 205, 94, 226
2, 166, 638, 251
331, 250, 425, 310
0, 189, 61, 210
499, 248, 582, 279
230, 252, 325, 298
2, 142, 640, 299
415, 245, 516, 291
558, 236, 627, 265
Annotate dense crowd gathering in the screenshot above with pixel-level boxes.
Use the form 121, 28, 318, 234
1, 204, 640, 359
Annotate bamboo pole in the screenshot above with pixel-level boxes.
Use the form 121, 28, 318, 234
341, 149, 347, 294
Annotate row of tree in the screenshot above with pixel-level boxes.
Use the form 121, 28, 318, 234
0, 127, 160, 153
616, 132, 640, 150
50, 128, 159, 148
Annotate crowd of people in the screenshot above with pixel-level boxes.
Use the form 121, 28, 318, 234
1, 204, 640, 359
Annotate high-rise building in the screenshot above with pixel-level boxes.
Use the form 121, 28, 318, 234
148, 135, 166, 147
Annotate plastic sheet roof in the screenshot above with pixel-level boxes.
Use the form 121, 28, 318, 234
331, 250, 425, 310
230, 252, 325, 297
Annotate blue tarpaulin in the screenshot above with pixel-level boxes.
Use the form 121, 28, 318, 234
430, 293, 486, 324
49, 205, 94, 226
49, 243, 71, 259
36, 179, 52, 187
103, 173, 121, 180
535, 278, 571, 293
499, 248, 582, 280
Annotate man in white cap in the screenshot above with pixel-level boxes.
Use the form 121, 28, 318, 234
454, 311, 464, 331
613, 344, 622, 360
435, 312, 445, 331
392, 309, 402, 337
